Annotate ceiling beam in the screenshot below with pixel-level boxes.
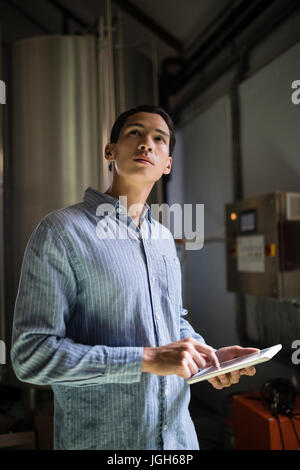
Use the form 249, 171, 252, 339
170, 0, 276, 94
2, 0, 52, 33
171, 0, 300, 118
112, 0, 183, 54
47, 0, 90, 28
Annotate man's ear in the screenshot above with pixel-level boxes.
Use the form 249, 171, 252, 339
104, 143, 115, 162
163, 156, 172, 175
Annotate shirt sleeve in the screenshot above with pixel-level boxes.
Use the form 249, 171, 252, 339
10, 219, 143, 387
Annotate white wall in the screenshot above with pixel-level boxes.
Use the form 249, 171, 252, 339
239, 40, 300, 355
240, 41, 300, 197
169, 96, 238, 349
168, 41, 300, 413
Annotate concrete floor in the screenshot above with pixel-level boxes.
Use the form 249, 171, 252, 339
189, 390, 235, 450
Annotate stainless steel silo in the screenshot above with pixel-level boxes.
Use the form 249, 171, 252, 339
11, 35, 99, 289
7, 35, 100, 385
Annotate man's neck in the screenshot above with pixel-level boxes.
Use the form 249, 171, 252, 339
104, 179, 153, 226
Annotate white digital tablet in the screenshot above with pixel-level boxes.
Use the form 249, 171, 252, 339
186, 344, 282, 385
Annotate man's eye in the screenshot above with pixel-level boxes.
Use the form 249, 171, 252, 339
155, 136, 165, 143
129, 130, 139, 135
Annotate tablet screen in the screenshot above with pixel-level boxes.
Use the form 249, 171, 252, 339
186, 344, 282, 384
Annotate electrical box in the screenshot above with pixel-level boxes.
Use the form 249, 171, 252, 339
226, 192, 300, 300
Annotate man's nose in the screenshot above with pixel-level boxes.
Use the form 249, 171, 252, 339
138, 143, 153, 153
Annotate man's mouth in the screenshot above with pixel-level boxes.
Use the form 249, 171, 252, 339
134, 156, 154, 165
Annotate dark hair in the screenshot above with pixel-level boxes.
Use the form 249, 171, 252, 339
110, 104, 176, 158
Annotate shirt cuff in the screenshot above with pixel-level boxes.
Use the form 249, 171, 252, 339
103, 346, 144, 384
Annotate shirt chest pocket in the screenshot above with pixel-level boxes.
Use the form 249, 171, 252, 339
162, 255, 182, 306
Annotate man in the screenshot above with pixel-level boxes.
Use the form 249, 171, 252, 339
11, 105, 257, 450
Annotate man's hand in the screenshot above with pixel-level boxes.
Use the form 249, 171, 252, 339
207, 345, 259, 390
142, 337, 220, 379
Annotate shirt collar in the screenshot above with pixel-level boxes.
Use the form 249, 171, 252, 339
83, 187, 152, 224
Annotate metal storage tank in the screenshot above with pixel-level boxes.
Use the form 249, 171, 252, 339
6, 35, 100, 385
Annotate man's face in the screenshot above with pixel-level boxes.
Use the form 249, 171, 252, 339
105, 112, 172, 183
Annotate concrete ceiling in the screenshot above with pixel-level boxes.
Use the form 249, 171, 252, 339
57, 0, 233, 51
1, 0, 234, 60
129, 0, 232, 47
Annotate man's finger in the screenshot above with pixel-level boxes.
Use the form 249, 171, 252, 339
180, 359, 193, 379
187, 358, 202, 377
193, 353, 209, 371
229, 370, 241, 384
218, 373, 231, 386
193, 343, 220, 369
207, 377, 223, 389
232, 346, 260, 357
240, 366, 256, 376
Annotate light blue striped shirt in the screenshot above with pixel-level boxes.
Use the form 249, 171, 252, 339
11, 187, 205, 450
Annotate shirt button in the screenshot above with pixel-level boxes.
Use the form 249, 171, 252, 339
163, 425, 168, 431
152, 276, 156, 283
165, 389, 168, 396
157, 314, 160, 320
174, 258, 179, 264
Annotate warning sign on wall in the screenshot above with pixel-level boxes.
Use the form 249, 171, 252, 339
237, 235, 265, 273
